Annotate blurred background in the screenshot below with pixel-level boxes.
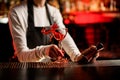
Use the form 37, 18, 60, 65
0, 0, 120, 62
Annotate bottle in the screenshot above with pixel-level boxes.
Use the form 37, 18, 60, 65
77, 43, 104, 64
64, 0, 70, 13
110, 0, 114, 11
0, 0, 8, 15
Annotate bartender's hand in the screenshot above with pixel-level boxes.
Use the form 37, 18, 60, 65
44, 44, 64, 60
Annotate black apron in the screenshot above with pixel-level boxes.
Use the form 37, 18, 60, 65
27, 0, 58, 49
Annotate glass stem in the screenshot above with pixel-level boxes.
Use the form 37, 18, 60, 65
59, 41, 62, 50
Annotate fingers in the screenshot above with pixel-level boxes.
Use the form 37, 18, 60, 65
45, 44, 64, 59
95, 52, 99, 58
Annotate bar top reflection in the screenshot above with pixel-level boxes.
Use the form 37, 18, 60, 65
0, 60, 120, 80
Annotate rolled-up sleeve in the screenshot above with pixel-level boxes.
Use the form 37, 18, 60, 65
8, 8, 48, 62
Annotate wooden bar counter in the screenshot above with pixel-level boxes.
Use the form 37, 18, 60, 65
0, 60, 120, 80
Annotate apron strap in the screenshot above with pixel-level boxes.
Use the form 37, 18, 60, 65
27, 0, 34, 29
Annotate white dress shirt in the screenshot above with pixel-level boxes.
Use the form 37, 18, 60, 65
8, 2, 81, 62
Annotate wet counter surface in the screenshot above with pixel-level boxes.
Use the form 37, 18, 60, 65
0, 60, 120, 80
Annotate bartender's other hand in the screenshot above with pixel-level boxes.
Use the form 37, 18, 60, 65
44, 44, 64, 60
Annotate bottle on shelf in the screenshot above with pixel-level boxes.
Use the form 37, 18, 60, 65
0, 0, 8, 16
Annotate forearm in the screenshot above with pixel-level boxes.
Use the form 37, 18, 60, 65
16, 45, 51, 62
16, 46, 41, 62
61, 33, 81, 62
